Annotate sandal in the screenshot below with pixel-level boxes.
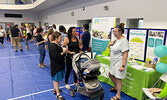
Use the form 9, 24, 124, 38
56, 94, 64, 100
109, 88, 117, 92
110, 96, 120, 100
53, 89, 63, 94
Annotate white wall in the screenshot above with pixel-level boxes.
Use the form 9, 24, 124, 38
8, 0, 15, 4
40, 0, 167, 29
0, 0, 7, 3
0, 10, 39, 27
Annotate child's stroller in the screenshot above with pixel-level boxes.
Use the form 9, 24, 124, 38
71, 52, 104, 100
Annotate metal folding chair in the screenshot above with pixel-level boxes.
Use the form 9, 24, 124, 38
142, 72, 167, 100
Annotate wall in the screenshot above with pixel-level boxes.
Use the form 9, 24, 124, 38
40, 0, 167, 29
0, 10, 39, 27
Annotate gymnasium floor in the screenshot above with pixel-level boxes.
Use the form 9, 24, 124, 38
0, 39, 136, 100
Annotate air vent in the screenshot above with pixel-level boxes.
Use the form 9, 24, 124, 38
4, 13, 22, 18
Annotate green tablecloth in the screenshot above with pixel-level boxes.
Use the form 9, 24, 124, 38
96, 55, 162, 100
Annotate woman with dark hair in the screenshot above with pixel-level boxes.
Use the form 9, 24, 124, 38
59, 25, 67, 46
0, 25, 6, 47
52, 24, 56, 32
108, 23, 129, 100
63, 27, 82, 89
36, 27, 47, 68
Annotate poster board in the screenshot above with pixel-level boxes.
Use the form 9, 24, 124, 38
166, 32, 167, 46
129, 29, 147, 61
76, 27, 83, 39
146, 29, 166, 61
91, 17, 116, 55
111, 28, 129, 41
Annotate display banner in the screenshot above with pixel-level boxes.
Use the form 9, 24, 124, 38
111, 28, 129, 41
91, 17, 116, 55
166, 33, 167, 46
146, 30, 166, 61
129, 29, 147, 61
92, 37, 110, 55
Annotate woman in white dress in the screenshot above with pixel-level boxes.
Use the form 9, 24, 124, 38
108, 23, 129, 100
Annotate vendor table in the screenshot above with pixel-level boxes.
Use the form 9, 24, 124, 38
96, 55, 161, 100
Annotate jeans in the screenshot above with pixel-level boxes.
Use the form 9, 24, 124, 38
25, 39, 29, 45
38, 44, 45, 64
7, 34, 10, 41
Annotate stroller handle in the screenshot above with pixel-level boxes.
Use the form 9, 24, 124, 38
78, 51, 93, 59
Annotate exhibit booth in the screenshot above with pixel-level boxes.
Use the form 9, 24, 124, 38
90, 17, 167, 100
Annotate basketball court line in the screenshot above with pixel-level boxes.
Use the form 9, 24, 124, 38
8, 84, 74, 100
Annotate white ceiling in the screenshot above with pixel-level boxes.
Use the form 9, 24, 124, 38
0, 0, 72, 12
32, 0, 71, 12
0, 0, 114, 13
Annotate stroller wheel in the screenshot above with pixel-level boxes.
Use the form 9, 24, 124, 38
98, 95, 104, 100
70, 89, 75, 97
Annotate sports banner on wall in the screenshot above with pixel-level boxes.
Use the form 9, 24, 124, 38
129, 29, 147, 61
91, 17, 116, 55
146, 29, 166, 61
111, 28, 129, 41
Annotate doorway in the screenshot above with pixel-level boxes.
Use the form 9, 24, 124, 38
126, 18, 143, 28
77, 19, 92, 31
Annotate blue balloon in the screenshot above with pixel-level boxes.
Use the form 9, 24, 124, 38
156, 63, 167, 73
154, 45, 167, 57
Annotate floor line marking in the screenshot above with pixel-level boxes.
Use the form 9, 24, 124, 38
0, 53, 49, 59
8, 84, 74, 100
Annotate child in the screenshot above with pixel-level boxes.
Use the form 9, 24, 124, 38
49, 32, 67, 100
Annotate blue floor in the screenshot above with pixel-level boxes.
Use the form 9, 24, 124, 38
0, 39, 137, 100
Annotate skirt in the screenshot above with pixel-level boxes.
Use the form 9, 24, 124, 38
51, 70, 64, 82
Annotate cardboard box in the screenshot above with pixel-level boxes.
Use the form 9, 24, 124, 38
146, 61, 156, 69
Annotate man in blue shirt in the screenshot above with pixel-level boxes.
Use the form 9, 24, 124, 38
81, 24, 90, 51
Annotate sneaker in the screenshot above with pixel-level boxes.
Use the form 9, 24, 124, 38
39, 64, 44, 68
20, 49, 23, 51
15, 50, 18, 52
65, 84, 71, 89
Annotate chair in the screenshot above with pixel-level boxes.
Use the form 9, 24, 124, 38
142, 72, 167, 100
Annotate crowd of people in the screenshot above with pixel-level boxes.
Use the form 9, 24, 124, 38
0, 23, 91, 100
0, 23, 129, 100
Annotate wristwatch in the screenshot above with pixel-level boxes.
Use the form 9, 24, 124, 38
122, 65, 125, 67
